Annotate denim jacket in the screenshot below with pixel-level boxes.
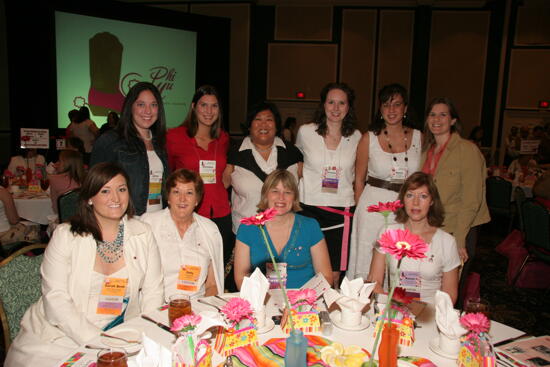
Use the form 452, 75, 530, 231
90, 130, 169, 215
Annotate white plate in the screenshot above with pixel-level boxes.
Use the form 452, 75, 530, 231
329, 310, 370, 331
257, 318, 275, 334
428, 337, 458, 360
100, 327, 142, 353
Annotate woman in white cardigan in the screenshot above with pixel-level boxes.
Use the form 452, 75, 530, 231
141, 169, 224, 300
6, 163, 164, 367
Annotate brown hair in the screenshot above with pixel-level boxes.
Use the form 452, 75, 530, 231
58, 150, 86, 186
258, 169, 301, 212
422, 97, 462, 152
165, 168, 204, 204
70, 162, 135, 241
313, 82, 357, 138
395, 171, 445, 227
183, 85, 223, 139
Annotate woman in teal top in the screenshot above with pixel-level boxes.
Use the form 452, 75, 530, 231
234, 170, 333, 289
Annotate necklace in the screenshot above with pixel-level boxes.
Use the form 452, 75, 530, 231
96, 223, 125, 264
253, 143, 273, 153
383, 128, 409, 162
142, 130, 153, 141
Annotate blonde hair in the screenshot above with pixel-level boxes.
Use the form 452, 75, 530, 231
257, 170, 301, 212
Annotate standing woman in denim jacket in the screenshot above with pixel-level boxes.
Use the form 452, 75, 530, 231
91, 82, 169, 215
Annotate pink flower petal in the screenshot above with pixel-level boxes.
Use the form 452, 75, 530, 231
378, 228, 429, 260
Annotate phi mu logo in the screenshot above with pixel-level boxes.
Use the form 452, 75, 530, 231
120, 67, 177, 98
75, 32, 177, 115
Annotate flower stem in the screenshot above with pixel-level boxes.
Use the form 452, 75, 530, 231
368, 257, 401, 367
259, 225, 295, 330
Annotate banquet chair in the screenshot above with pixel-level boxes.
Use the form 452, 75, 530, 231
486, 176, 514, 231
512, 200, 550, 286
58, 188, 80, 223
0, 243, 46, 349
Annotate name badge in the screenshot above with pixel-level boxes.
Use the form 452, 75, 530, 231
391, 167, 408, 183
97, 277, 128, 315
148, 169, 162, 201
199, 160, 216, 184
266, 262, 287, 289
177, 264, 202, 292
321, 166, 340, 194
399, 270, 421, 300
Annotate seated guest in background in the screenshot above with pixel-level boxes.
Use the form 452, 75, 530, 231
282, 116, 297, 143
508, 154, 538, 178
66, 136, 86, 156
48, 150, 86, 214
0, 186, 39, 246
7, 147, 46, 176
368, 172, 460, 304
468, 126, 484, 148
141, 169, 224, 299
234, 169, 333, 290
91, 82, 169, 215
5, 162, 164, 367
99, 111, 119, 135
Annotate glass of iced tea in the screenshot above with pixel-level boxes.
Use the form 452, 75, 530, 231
169, 294, 192, 326
464, 297, 490, 318
97, 348, 128, 367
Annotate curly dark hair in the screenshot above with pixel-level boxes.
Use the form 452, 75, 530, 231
313, 82, 357, 138
369, 83, 414, 135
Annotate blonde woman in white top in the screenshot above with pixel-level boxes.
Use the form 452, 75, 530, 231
296, 82, 361, 287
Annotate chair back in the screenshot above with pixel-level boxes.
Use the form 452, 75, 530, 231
0, 244, 46, 349
58, 188, 80, 223
521, 200, 550, 251
486, 176, 513, 210
514, 186, 527, 231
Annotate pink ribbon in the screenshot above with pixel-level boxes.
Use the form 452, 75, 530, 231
316, 206, 353, 271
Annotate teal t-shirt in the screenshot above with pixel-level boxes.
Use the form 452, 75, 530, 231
236, 213, 324, 288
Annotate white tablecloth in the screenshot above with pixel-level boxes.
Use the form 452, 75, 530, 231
53, 292, 525, 367
13, 193, 54, 225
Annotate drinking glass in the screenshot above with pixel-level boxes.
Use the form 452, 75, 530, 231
464, 297, 490, 318
169, 293, 192, 326
97, 348, 128, 367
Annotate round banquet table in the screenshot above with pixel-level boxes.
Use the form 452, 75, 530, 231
52, 291, 525, 367
13, 191, 54, 225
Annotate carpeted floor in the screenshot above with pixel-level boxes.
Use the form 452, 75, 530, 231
472, 223, 550, 337
1, 222, 548, 365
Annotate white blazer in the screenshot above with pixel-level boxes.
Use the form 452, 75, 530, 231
140, 209, 224, 299
6, 217, 164, 367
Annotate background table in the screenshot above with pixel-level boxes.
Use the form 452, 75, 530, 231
53, 291, 525, 367
13, 192, 54, 225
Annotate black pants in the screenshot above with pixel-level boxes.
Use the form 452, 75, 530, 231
211, 214, 237, 292
457, 226, 479, 308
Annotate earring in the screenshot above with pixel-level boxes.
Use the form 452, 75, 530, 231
404, 113, 408, 120
88, 200, 93, 206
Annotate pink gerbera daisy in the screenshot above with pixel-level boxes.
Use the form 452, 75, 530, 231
460, 312, 490, 334
240, 208, 278, 226
378, 228, 428, 260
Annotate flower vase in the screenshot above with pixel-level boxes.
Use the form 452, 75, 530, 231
378, 323, 399, 367
284, 329, 308, 367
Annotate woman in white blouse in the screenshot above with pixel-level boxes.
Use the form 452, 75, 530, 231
368, 172, 460, 304
296, 82, 361, 287
141, 169, 224, 299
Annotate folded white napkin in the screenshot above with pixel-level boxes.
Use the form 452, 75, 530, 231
324, 277, 376, 312
434, 290, 467, 338
132, 333, 171, 367
240, 268, 269, 312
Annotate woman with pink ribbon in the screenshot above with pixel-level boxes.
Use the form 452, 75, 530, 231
295, 82, 361, 287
